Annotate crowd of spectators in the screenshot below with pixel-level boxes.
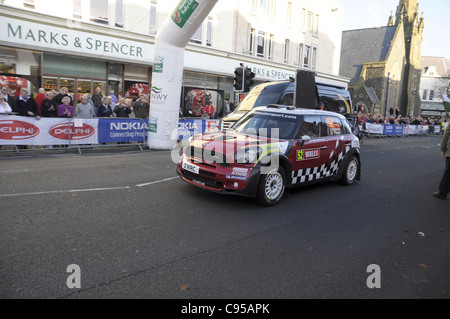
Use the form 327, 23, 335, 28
0, 85, 151, 120
355, 111, 446, 127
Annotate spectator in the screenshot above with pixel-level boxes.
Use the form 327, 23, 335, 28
114, 98, 132, 117
14, 88, 40, 119
91, 87, 103, 116
35, 88, 46, 114
126, 98, 135, 118
54, 87, 73, 106
1, 85, 15, 107
14, 88, 40, 149
57, 96, 74, 118
76, 95, 94, 118
109, 90, 118, 104
203, 101, 215, 119
40, 92, 58, 117
432, 122, 450, 200
107, 96, 116, 117
97, 96, 114, 117
133, 94, 150, 118
0, 95, 12, 114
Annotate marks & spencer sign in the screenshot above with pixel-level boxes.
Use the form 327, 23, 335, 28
0, 17, 153, 63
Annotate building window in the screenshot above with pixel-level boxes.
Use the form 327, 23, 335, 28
90, 0, 109, 25
284, 39, 290, 64
422, 89, 428, 100
268, 34, 274, 60
73, 0, 82, 19
269, 0, 276, 18
206, 17, 213, 47
249, 28, 256, 55
287, 2, 292, 25
306, 12, 314, 32
149, 1, 157, 35
304, 45, 311, 68
296, 44, 304, 66
257, 32, 266, 58
312, 47, 317, 70
259, 0, 267, 15
301, 9, 306, 30
251, 0, 258, 12
314, 14, 319, 36
190, 25, 202, 45
429, 90, 434, 100
23, 0, 35, 9
115, 0, 124, 28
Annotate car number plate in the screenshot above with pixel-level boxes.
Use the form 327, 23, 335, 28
183, 161, 200, 174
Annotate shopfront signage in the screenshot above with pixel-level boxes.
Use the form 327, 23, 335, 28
0, 17, 153, 63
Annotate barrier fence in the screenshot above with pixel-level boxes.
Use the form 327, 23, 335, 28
0, 115, 220, 153
362, 123, 446, 138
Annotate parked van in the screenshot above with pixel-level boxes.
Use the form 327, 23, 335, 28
220, 79, 352, 130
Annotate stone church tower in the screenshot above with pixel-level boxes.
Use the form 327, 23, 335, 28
340, 0, 424, 117
390, 0, 424, 116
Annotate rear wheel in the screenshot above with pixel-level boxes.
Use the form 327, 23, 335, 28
340, 156, 359, 185
255, 166, 286, 206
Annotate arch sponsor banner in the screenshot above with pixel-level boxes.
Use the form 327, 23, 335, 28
0, 116, 98, 145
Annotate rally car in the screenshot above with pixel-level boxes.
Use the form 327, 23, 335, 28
177, 105, 361, 206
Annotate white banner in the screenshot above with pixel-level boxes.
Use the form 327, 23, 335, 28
0, 116, 98, 145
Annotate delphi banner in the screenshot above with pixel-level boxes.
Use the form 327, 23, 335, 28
0, 116, 98, 145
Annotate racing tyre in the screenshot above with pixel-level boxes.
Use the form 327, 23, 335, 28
340, 156, 359, 186
256, 166, 286, 206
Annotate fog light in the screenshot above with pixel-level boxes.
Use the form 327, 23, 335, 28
233, 182, 239, 188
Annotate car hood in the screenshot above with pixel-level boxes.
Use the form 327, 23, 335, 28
189, 131, 290, 161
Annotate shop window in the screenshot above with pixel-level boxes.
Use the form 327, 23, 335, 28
0, 46, 41, 98
124, 65, 150, 100
90, 0, 109, 25
108, 63, 124, 98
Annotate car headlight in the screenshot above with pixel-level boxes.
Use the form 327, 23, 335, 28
235, 147, 261, 164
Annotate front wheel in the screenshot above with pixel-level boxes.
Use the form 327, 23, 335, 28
340, 156, 359, 185
255, 166, 286, 206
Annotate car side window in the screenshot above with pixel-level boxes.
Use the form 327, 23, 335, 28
322, 116, 343, 136
299, 115, 321, 138
280, 93, 294, 106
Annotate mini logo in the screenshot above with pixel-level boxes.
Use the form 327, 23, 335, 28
0, 120, 40, 140
49, 123, 95, 140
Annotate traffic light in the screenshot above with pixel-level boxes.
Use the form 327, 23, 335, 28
244, 67, 255, 92
233, 66, 244, 91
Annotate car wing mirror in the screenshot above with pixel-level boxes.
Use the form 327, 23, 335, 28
298, 135, 311, 147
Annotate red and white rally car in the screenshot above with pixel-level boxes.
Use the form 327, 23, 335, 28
177, 105, 361, 205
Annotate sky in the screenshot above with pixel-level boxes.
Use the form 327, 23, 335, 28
336, 0, 450, 60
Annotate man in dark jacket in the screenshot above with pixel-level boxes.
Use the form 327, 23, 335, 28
14, 88, 40, 149
97, 96, 114, 117
53, 87, 73, 106
14, 88, 40, 119
433, 122, 450, 200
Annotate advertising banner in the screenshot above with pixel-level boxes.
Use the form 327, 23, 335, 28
177, 119, 220, 140
0, 116, 98, 145
98, 118, 148, 143
383, 125, 404, 135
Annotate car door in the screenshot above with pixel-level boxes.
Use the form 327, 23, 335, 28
290, 115, 334, 185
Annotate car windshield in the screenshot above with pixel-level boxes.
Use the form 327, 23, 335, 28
232, 110, 301, 140
234, 82, 288, 113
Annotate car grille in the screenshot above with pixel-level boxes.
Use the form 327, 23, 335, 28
187, 147, 230, 167
181, 170, 223, 190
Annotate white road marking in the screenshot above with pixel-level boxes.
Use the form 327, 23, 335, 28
0, 186, 130, 198
136, 176, 178, 187
0, 176, 179, 198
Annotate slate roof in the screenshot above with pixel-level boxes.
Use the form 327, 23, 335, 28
340, 26, 398, 82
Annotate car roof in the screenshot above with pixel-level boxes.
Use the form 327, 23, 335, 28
253, 105, 346, 118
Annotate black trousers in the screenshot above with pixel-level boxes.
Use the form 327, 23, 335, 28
439, 157, 450, 196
